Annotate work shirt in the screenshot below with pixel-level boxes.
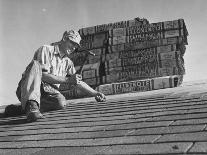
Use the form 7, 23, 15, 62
33, 44, 76, 88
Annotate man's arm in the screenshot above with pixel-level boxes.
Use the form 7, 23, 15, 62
42, 72, 82, 85
76, 80, 106, 102
76, 81, 98, 96
42, 72, 67, 84
43, 72, 106, 102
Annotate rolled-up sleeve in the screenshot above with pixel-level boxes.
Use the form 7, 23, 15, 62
67, 60, 76, 75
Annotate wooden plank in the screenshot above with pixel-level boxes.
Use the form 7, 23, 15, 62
105, 61, 158, 77
159, 59, 178, 68
158, 51, 179, 60
79, 17, 149, 35
105, 48, 182, 80
157, 44, 178, 53
103, 71, 157, 84
107, 44, 177, 55
98, 76, 180, 95
97, 78, 152, 95
105, 51, 157, 68
109, 29, 185, 45
152, 76, 179, 89
112, 79, 152, 94
108, 37, 184, 53
158, 67, 179, 76
109, 19, 185, 37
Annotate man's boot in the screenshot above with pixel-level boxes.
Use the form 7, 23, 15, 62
25, 100, 44, 122
4, 104, 24, 117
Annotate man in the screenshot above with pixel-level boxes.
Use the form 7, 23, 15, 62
14, 30, 106, 122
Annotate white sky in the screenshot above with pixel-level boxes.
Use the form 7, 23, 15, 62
0, 0, 207, 105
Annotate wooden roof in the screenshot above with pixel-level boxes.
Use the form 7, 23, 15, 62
0, 80, 207, 154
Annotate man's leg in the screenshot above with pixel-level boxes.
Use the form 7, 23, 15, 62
18, 60, 44, 121
20, 60, 42, 109
40, 83, 66, 112
40, 92, 66, 113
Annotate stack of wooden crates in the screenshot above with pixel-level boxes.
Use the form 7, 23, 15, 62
59, 17, 188, 98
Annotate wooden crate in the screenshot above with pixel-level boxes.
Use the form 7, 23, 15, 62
105, 54, 157, 68
96, 78, 152, 95
108, 37, 184, 53
158, 67, 179, 76
79, 17, 149, 35
109, 29, 185, 45
96, 75, 180, 95
109, 19, 185, 37
151, 75, 179, 89
81, 32, 108, 49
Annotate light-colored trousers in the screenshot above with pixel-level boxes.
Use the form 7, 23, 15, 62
16, 60, 66, 112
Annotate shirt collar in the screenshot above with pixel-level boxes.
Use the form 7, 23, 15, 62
54, 44, 66, 58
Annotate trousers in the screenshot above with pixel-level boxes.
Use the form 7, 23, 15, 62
16, 60, 66, 112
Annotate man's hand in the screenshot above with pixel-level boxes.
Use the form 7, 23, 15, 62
95, 92, 106, 102
73, 79, 106, 102
66, 74, 82, 85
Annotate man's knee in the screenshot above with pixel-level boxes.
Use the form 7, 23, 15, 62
40, 94, 66, 112
24, 60, 42, 77
45, 93, 66, 110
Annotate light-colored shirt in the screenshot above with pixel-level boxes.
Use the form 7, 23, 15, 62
33, 44, 76, 88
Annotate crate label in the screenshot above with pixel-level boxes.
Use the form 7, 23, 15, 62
109, 37, 183, 53
107, 50, 157, 67
164, 29, 183, 38
104, 62, 158, 83
159, 51, 178, 60
127, 32, 163, 42
109, 19, 185, 37
163, 20, 179, 29
110, 29, 185, 45
109, 28, 127, 37
127, 23, 162, 35
112, 79, 152, 94
159, 59, 177, 68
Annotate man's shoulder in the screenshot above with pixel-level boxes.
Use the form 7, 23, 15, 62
35, 44, 55, 54
41, 44, 54, 51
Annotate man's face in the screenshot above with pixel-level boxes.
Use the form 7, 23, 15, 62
63, 40, 79, 56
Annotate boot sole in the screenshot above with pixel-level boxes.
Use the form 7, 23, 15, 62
27, 111, 44, 122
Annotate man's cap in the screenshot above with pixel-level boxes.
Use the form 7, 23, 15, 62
62, 30, 81, 47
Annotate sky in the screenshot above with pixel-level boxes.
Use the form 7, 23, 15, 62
0, 0, 207, 106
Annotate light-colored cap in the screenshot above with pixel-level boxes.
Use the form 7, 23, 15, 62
62, 30, 81, 47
